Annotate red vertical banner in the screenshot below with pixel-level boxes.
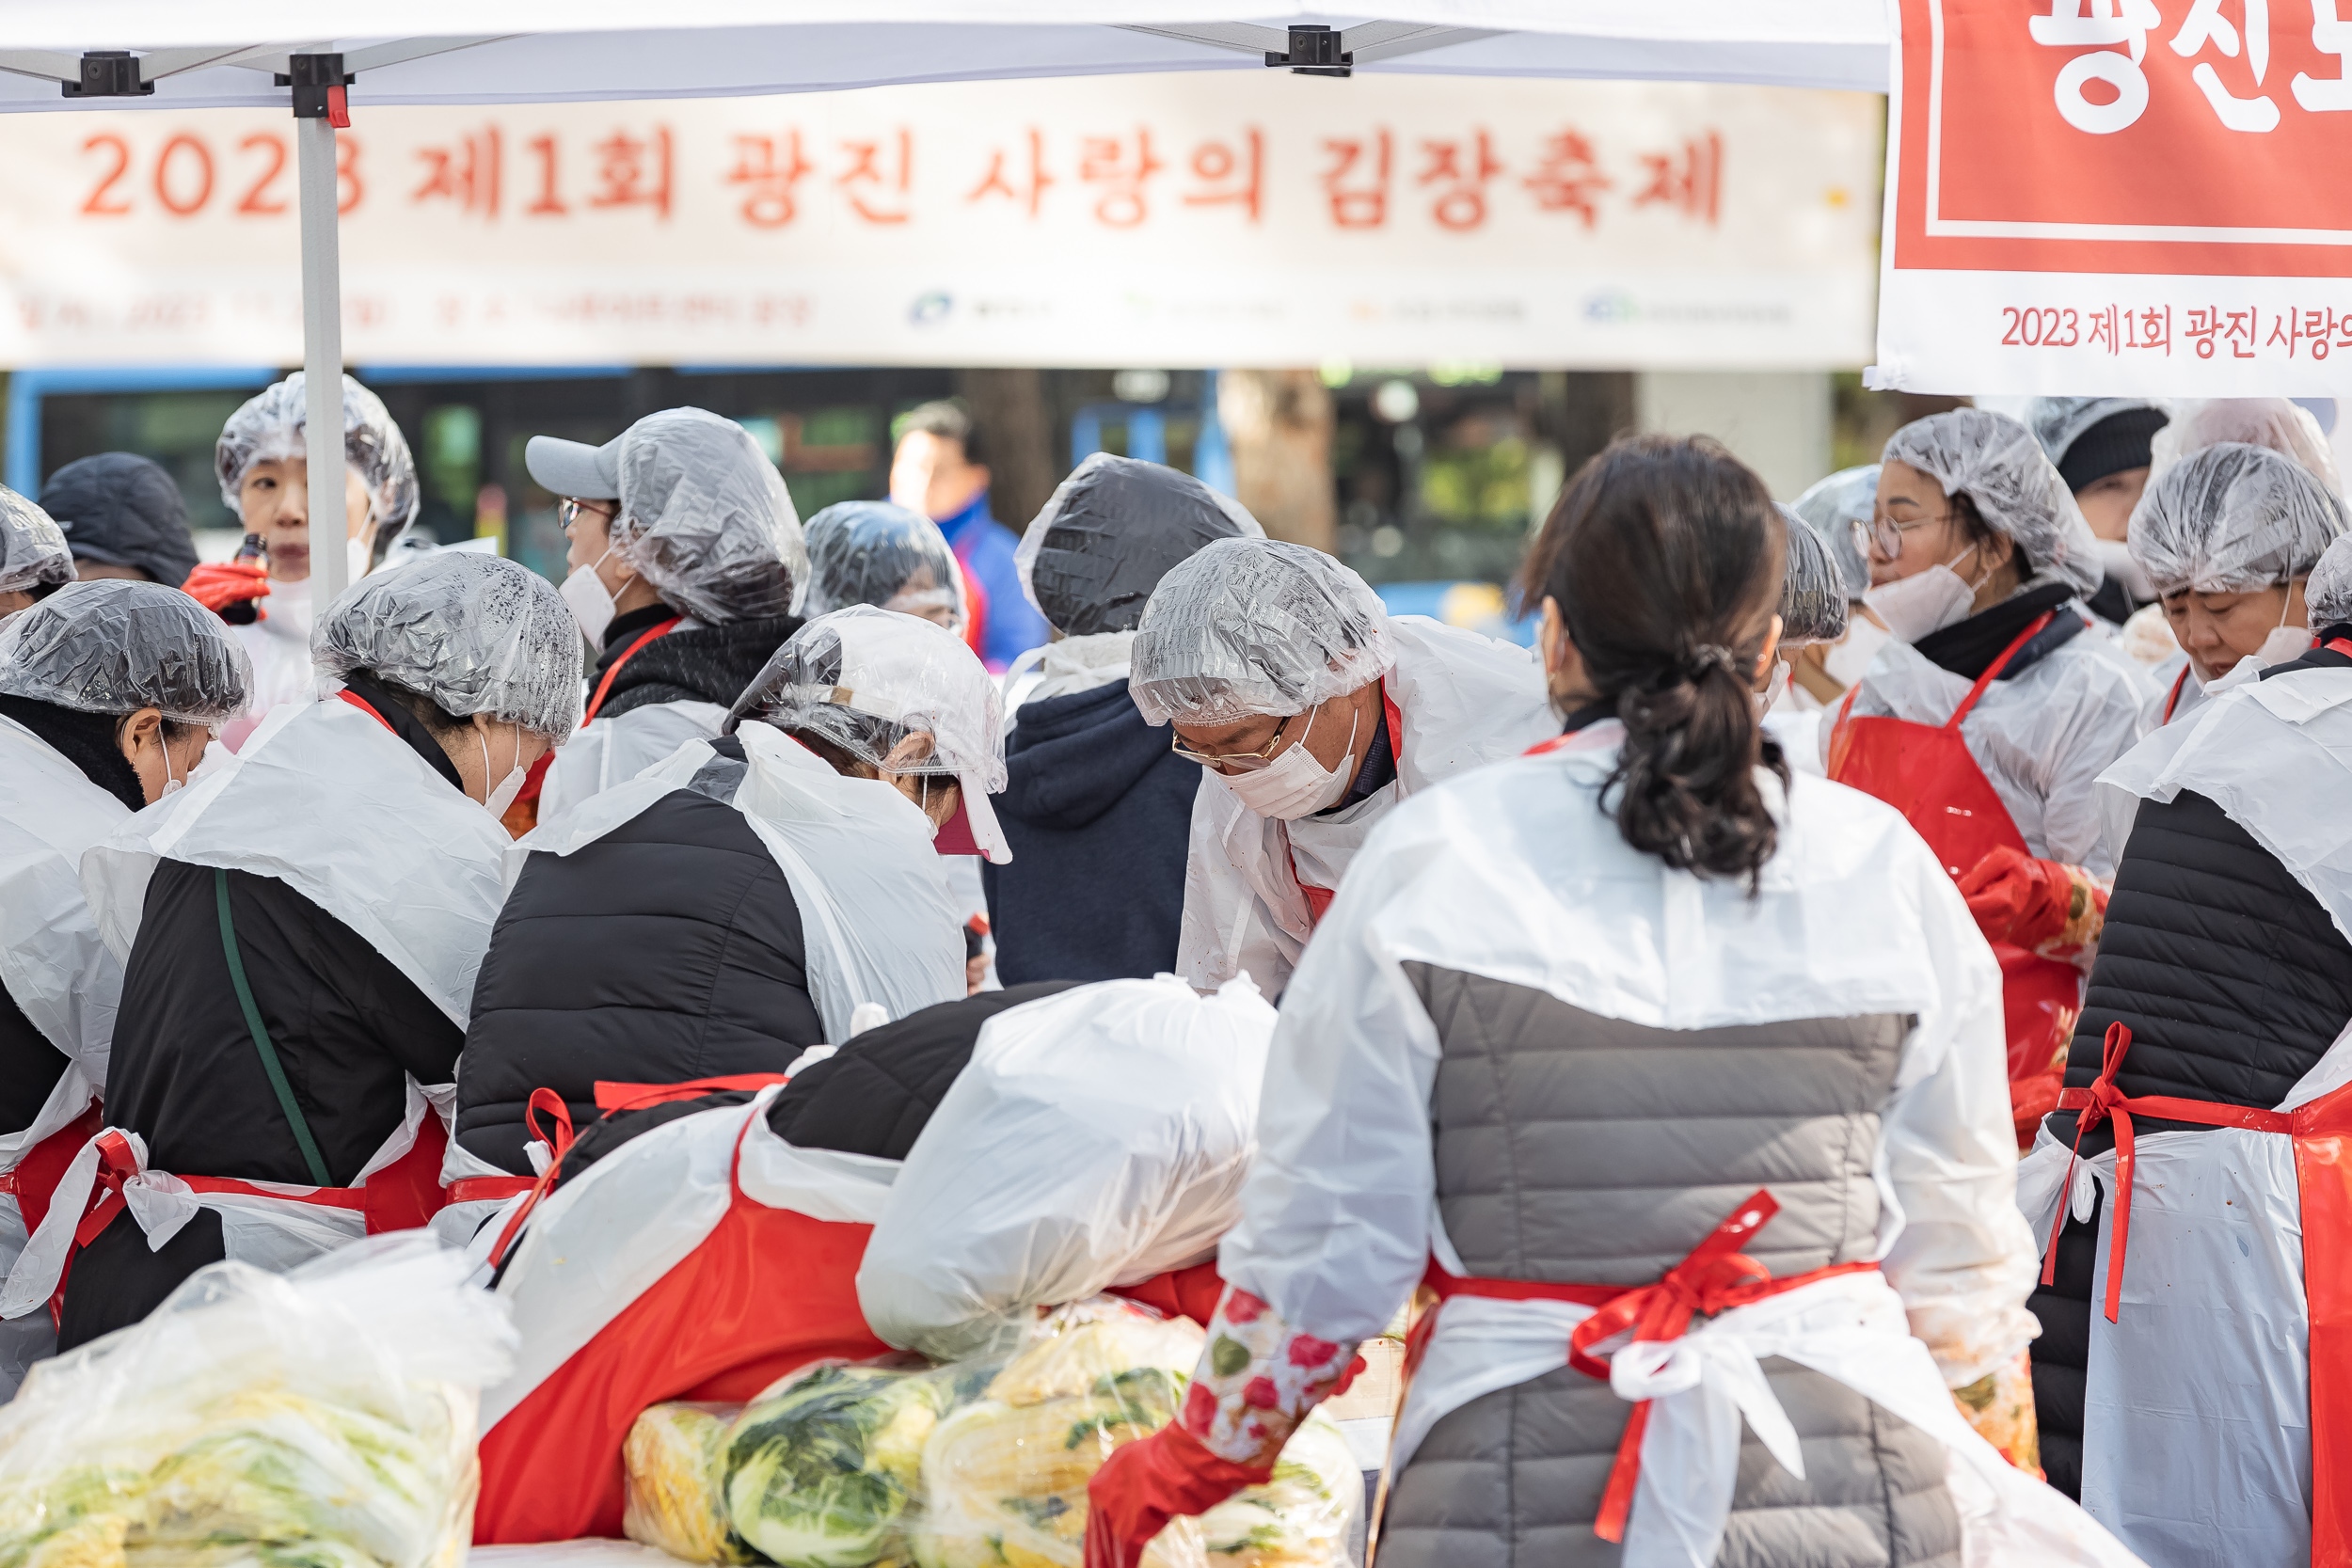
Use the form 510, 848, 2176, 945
1872, 0, 2352, 396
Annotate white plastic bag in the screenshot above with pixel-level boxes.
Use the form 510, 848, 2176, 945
0, 1233, 516, 1568
857, 978, 1274, 1360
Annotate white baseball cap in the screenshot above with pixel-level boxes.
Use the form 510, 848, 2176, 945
728, 604, 1010, 863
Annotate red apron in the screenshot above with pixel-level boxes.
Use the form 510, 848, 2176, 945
2160, 663, 2191, 725
501, 616, 683, 836
1826, 612, 2081, 1140
1287, 683, 1406, 927
2042, 1022, 2352, 1564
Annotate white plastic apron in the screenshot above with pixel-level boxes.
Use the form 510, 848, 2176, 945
513, 722, 965, 1043
1173, 616, 1552, 995
0, 717, 131, 1083
539, 697, 729, 822
2034, 664, 2352, 1564
0, 720, 136, 1392
1393, 1269, 2143, 1567
79, 697, 516, 1025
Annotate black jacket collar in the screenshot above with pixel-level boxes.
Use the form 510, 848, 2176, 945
1913, 581, 2083, 682
339, 673, 467, 793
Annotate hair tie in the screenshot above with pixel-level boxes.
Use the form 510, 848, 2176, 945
1687, 644, 1740, 678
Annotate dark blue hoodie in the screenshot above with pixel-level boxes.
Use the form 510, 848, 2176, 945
981, 677, 1200, 984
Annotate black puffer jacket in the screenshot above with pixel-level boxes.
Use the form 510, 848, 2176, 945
595, 606, 801, 718
457, 738, 823, 1172
2030, 787, 2352, 1497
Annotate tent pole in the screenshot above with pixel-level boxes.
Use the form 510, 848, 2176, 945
297, 115, 347, 619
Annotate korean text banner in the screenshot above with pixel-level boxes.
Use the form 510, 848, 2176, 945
1871, 0, 2352, 396
0, 72, 1877, 370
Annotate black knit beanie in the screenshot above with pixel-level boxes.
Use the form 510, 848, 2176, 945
2058, 406, 2169, 493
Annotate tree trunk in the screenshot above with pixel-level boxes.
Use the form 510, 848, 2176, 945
1219, 370, 1337, 552
954, 368, 1057, 532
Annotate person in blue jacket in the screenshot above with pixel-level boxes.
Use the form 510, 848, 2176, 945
889, 401, 1049, 670
982, 454, 1262, 983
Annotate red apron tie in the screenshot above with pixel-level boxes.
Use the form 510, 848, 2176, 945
2042, 1022, 2291, 1323
1420, 1189, 1877, 1545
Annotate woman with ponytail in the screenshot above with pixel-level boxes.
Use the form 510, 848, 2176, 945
1085, 436, 2128, 1568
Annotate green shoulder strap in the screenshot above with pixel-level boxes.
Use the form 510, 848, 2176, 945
215, 866, 335, 1187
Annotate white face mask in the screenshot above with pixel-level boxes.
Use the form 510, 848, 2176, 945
1222, 705, 1359, 822
480, 724, 530, 817
1861, 546, 1988, 645
2093, 537, 2156, 606
347, 535, 373, 583
1823, 615, 1890, 689
2257, 582, 2314, 667
560, 548, 622, 642
1756, 659, 1792, 716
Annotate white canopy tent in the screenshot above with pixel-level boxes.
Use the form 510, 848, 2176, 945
0, 1, 1888, 615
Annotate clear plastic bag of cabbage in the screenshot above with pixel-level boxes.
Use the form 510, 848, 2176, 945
913, 1298, 1358, 1568
0, 1233, 516, 1568
625, 1403, 751, 1565
720, 1359, 987, 1568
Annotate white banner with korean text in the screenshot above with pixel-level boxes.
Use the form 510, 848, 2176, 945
0, 72, 1878, 370
1871, 0, 2352, 397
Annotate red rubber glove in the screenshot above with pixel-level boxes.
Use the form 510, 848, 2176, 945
183, 561, 272, 618
1083, 1423, 1271, 1568
1955, 846, 2066, 949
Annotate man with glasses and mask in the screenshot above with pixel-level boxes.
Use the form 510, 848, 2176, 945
1129, 538, 1551, 998
506, 408, 808, 835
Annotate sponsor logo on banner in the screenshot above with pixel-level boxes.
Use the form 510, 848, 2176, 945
1874, 0, 2352, 394
0, 74, 1877, 370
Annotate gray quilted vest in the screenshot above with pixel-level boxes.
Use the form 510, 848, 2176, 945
1375, 963, 1962, 1568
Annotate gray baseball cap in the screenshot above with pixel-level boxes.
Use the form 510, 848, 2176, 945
524, 432, 623, 500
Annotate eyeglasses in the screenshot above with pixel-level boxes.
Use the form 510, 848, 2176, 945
1169, 708, 1310, 772
558, 497, 616, 531
1851, 508, 1956, 562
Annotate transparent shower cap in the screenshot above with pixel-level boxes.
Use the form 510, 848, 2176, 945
0, 579, 250, 724
1777, 504, 1851, 646
0, 487, 73, 596
2152, 398, 2343, 495
612, 407, 807, 625
2027, 397, 2167, 467
1789, 465, 1876, 599
1016, 453, 1264, 636
1883, 407, 2103, 595
728, 604, 1006, 792
800, 500, 964, 626
1129, 538, 1394, 727
2127, 441, 2349, 597
313, 552, 581, 743
2309, 531, 2352, 627
215, 372, 421, 533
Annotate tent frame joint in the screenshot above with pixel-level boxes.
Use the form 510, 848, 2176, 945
1267, 24, 1351, 77
62, 51, 153, 99
277, 53, 352, 123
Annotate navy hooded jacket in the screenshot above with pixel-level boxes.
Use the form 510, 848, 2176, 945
981, 678, 1200, 985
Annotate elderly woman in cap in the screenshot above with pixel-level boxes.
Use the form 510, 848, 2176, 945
6, 552, 579, 1349
1132, 537, 1552, 999
0, 581, 248, 1392
452, 605, 989, 1180
2130, 442, 2348, 729
1825, 408, 2153, 1141
513, 407, 806, 834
